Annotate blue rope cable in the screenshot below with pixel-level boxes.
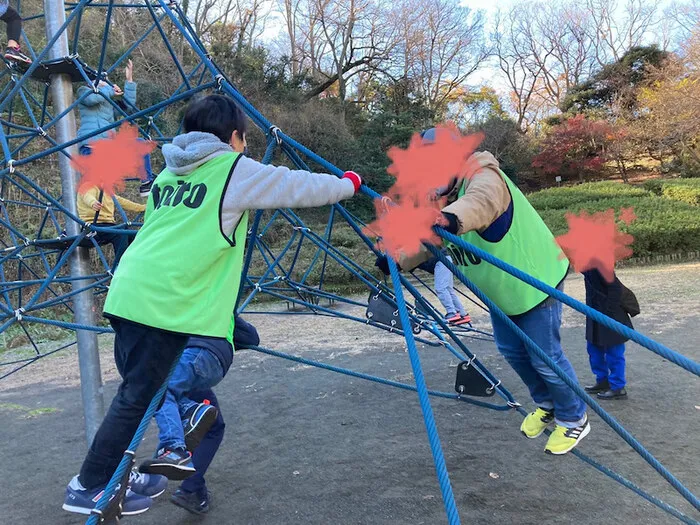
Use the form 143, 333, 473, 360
85, 352, 183, 525
426, 245, 700, 512
435, 228, 700, 377
388, 257, 461, 524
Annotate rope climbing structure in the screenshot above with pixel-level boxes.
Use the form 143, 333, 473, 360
0, 1, 698, 524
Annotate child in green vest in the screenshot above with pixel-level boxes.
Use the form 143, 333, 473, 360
377, 127, 589, 456
63, 94, 363, 517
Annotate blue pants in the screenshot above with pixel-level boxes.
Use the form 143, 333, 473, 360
490, 297, 586, 427
154, 347, 224, 451
79, 142, 154, 181
587, 342, 626, 390
434, 257, 465, 317
179, 389, 225, 496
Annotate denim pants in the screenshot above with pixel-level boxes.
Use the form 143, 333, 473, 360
79, 142, 154, 181
79, 318, 189, 489
587, 342, 626, 390
434, 257, 465, 317
155, 347, 224, 451
490, 296, 586, 427
179, 389, 225, 496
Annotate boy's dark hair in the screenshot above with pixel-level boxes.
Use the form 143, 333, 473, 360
184, 94, 248, 144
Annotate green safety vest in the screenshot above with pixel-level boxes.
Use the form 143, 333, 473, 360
444, 171, 569, 316
104, 153, 249, 337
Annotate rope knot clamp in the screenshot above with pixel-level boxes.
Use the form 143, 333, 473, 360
215, 74, 224, 90
36, 127, 47, 137
269, 125, 283, 145
68, 52, 79, 60
14, 307, 25, 321
485, 380, 501, 395
7, 159, 15, 174
507, 401, 522, 409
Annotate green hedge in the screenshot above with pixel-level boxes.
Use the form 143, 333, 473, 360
643, 179, 700, 206
527, 182, 650, 210
529, 184, 700, 258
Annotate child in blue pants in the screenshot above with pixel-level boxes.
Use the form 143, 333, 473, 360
140, 315, 260, 514
417, 249, 470, 325
583, 269, 638, 400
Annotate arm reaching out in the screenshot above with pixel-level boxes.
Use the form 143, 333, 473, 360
223, 156, 358, 212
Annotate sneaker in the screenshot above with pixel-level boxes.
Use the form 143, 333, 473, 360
584, 379, 609, 393
597, 388, 627, 400
545, 416, 591, 455
452, 314, 471, 326
139, 448, 196, 481
128, 469, 168, 498
170, 487, 210, 515
445, 313, 461, 323
520, 407, 555, 439
62, 475, 152, 516
4, 46, 32, 64
139, 179, 153, 197
183, 402, 219, 451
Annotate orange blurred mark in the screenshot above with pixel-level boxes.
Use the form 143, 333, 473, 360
619, 207, 637, 225
71, 123, 156, 196
555, 209, 634, 283
372, 122, 483, 260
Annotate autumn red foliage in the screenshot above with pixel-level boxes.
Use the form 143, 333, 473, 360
71, 123, 156, 196
532, 115, 625, 182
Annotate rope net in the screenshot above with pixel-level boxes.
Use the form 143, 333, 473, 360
0, 1, 698, 524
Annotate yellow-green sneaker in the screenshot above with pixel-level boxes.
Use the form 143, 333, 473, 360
520, 407, 555, 439
544, 416, 591, 455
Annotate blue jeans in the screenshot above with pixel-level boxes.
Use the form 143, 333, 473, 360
490, 297, 586, 427
155, 347, 224, 450
435, 257, 465, 317
587, 342, 626, 390
79, 142, 153, 181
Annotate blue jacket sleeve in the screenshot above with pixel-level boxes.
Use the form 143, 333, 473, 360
233, 316, 260, 348
122, 81, 137, 110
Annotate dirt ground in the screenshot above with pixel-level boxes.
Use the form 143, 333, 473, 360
0, 263, 699, 525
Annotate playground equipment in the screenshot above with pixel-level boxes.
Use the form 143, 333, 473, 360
1, 1, 698, 523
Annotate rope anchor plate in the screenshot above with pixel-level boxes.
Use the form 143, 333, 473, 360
455, 360, 497, 397
366, 292, 421, 334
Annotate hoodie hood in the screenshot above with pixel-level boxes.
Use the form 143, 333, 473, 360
162, 131, 233, 175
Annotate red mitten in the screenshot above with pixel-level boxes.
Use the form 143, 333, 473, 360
342, 171, 362, 193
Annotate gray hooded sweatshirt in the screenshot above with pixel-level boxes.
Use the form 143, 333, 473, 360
161, 132, 355, 236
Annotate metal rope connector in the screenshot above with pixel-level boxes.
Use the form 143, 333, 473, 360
214, 74, 224, 90
269, 125, 283, 145
36, 127, 47, 137
7, 159, 15, 173
14, 307, 25, 321
507, 401, 522, 409
485, 380, 501, 395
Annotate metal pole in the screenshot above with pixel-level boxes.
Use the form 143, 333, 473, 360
44, 0, 105, 444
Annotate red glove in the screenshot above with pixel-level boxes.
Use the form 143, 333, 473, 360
342, 171, 362, 193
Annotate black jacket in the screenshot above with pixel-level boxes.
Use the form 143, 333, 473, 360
187, 315, 260, 376
583, 270, 633, 348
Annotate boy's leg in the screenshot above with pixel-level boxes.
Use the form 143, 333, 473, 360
179, 389, 225, 498
586, 342, 609, 385
176, 349, 224, 451
78, 318, 188, 490
2, 7, 20, 43
155, 350, 203, 452
514, 299, 586, 428
434, 261, 458, 317
604, 343, 626, 391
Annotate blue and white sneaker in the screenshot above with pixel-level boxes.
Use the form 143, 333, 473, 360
62, 475, 152, 515
183, 402, 218, 451
139, 447, 196, 481
128, 469, 168, 498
